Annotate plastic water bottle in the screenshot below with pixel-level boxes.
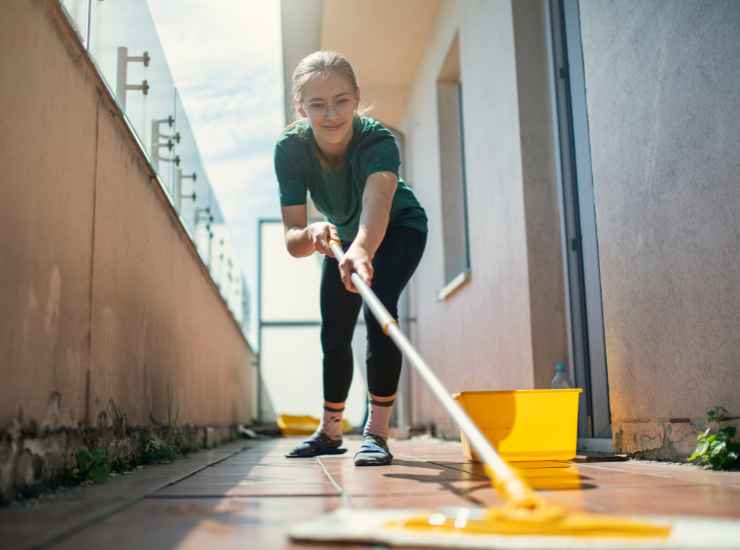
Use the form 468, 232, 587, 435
551, 362, 571, 389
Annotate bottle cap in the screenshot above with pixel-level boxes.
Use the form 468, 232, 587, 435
555, 362, 566, 373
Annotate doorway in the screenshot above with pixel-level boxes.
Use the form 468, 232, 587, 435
548, 0, 612, 445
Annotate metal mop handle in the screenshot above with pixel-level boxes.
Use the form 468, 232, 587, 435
329, 241, 537, 507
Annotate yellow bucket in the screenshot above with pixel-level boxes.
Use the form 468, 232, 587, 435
277, 414, 352, 436
453, 389, 582, 462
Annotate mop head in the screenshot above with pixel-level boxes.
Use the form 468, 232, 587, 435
289, 507, 740, 549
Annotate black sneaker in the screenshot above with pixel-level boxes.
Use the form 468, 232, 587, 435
353, 433, 393, 466
285, 431, 346, 458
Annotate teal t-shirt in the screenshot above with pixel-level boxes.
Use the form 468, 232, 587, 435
273, 116, 428, 242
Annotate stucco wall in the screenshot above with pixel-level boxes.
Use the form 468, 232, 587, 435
0, 1, 254, 497
579, 0, 740, 456
402, 0, 567, 434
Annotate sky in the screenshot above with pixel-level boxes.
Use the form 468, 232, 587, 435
147, 0, 285, 344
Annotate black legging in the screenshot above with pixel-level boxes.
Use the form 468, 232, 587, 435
320, 226, 427, 402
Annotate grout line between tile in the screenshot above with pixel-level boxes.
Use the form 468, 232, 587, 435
391, 454, 490, 508
398, 454, 489, 481
144, 493, 345, 499
156, 446, 252, 488
37, 446, 248, 549
577, 463, 677, 478
143, 491, 453, 500
317, 457, 352, 507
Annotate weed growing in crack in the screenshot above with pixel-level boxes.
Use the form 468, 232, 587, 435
689, 406, 740, 470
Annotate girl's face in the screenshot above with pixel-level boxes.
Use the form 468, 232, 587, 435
297, 72, 359, 148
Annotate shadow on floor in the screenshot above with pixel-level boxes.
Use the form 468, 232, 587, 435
385, 458, 597, 502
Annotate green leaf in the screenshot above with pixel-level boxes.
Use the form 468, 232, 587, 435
710, 441, 727, 457
688, 450, 703, 463
708, 406, 729, 423
90, 461, 110, 483
75, 449, 93, 472
720, 426, 736, 438
690, 405, 739, 470
691, 441, 709, 461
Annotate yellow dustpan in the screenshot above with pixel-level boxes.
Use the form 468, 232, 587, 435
327, 241, 671, 541
277, 414, 352, 436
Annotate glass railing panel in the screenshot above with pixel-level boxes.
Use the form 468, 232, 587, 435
210, 224, 244, 321
88, 0, 177, 196
56, 0, 249, 338
59, 0, 90, 47
173, 90, 225, 242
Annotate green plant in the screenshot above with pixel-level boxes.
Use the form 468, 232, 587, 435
688, 406, 740, 470
74, 447, 111, 483
111, 454, 137, 473
173, 431, 195, 455
141, 436, 178, 464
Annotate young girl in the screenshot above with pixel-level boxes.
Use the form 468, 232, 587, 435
274, 51, 427, 466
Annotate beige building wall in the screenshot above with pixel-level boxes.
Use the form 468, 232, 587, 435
0, 1, 254, 497
400, 0, 567, 434
578, 0, 740, 456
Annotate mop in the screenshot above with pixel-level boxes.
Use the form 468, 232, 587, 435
287, 241, 740, 549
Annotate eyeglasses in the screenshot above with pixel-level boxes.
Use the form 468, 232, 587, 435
302, 96, 355, 118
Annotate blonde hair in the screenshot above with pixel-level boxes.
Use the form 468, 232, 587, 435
292, 50, 359, 102
287, 51, 372, 133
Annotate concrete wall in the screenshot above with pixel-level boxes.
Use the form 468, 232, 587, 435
579, 0, 740, 456
0, 1, 254, 499
402, 0, 567, 434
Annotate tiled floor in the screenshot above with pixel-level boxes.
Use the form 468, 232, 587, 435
2, 436, 740, 549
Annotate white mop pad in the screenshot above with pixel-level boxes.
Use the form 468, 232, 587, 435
289, 507, 740, 549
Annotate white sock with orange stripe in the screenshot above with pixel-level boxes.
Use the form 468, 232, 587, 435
363, 397, 395, 440
319, 404, 344, 441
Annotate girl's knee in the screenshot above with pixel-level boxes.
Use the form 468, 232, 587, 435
363, 303, 398, 327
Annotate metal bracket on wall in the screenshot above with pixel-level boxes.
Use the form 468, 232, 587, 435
116, 46, 150, 111
150, 115, 181, 172
175, 169, 197, 213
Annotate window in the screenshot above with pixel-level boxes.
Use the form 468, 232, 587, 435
436, 34, 471, 300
